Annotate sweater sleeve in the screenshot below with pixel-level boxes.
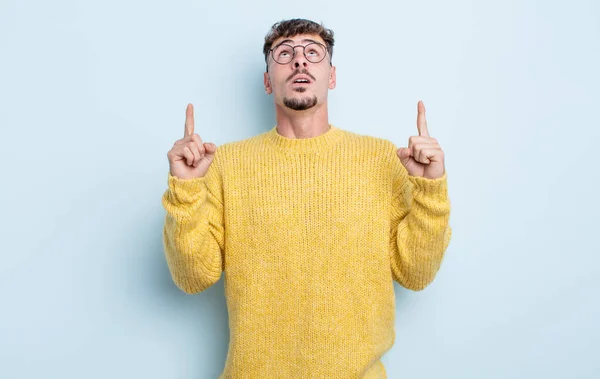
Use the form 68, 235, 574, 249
389, 146, 452, 291
161, 154, 225, 294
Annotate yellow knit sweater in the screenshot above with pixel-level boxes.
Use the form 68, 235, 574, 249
162, 124, 452, 378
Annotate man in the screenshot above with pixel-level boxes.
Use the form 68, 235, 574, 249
162, 18, 452, 379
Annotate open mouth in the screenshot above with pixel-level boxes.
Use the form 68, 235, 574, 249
292, 79, 311, 85
290, 74, 313, 85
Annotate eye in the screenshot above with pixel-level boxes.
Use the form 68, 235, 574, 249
276, 47, 293, 58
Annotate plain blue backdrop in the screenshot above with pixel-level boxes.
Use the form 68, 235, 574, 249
1, 0, 599, 378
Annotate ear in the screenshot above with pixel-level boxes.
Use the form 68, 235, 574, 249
328, 65, 336, 90
264, 72, 272, 94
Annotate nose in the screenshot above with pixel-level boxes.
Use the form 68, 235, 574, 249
293, 59, 308, 68
292, 46, 309, 68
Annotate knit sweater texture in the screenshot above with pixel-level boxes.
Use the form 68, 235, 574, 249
161, 124, 452, 378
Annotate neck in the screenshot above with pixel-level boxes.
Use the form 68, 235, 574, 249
274, 101, 330, 139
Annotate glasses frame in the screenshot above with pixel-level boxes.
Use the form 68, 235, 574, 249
268, 42, 330, 67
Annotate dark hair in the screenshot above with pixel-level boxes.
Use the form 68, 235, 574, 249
263, 18, 335, 71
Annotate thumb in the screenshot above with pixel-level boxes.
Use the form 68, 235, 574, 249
397, 147, 412, 166
203, 143, 217, 159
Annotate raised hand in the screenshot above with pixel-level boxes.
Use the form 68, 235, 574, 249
167, 104, 217, 179
396, 101, 445, 179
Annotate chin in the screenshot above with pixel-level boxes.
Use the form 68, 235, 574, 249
282, 94, 318, 111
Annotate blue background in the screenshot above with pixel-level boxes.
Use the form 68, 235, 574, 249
1, 0, 599, 378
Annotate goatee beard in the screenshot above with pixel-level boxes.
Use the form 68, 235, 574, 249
283, 95, 318, 111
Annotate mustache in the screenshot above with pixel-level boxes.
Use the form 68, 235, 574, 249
286, 69, 316, 83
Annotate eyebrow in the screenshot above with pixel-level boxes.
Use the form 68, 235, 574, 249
276, 38, 321, 46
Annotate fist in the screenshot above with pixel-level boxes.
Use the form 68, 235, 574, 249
167, 103, 217, 179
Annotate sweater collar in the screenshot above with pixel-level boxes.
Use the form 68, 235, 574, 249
264, 124, 344, 154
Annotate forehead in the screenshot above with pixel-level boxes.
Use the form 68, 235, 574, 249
271, 34, 326, 47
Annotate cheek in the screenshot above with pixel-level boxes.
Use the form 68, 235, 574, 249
319, 69, 333, 85
270, 74, 286, 91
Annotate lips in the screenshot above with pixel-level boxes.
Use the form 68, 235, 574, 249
291, 75, 312, 84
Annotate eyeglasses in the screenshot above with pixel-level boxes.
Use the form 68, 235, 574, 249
269, 42, 328, 65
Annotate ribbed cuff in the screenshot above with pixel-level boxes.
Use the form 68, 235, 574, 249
408, 172, 448, 201
166, 172, 206, 206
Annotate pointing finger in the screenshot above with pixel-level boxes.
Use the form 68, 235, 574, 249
184, 103, 194, 137
417, 100, 430, 137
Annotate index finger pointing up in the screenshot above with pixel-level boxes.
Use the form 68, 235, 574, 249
417, 100, 430, 137
184, 103, 195, 137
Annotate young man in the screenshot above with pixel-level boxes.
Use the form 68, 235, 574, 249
162, 18, 452, 379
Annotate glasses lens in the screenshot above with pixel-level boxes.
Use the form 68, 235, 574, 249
273, 44, 294, 64
305, 43, 326, 63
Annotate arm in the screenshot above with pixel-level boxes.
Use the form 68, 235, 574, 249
161, 153, 225, 294
389, 153, 452, 291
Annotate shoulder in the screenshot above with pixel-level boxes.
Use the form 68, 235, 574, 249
211, 131, 267, 159
336, 127, 398, 158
